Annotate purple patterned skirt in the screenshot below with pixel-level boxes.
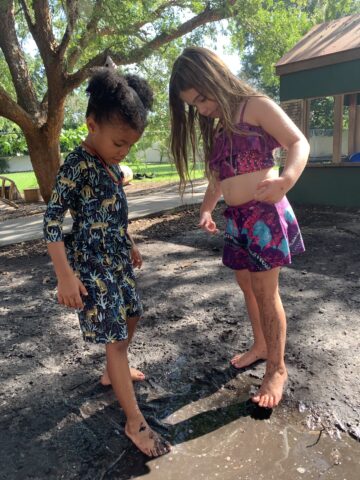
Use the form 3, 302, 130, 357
223, 197, 305, 271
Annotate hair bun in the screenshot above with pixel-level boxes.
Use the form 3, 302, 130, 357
86, 69, 128, 103
86, 69, 154, 132
124, 74, 153, 110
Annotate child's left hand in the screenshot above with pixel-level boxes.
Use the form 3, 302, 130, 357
254, 177, 290, 204
130, 244, 143, 268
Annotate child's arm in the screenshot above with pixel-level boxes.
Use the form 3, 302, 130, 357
199, 178, 222, 234
44, 152, 88, 308
127, 231, 143, 268
47, 241, 88, 308
251, 97, 310, 203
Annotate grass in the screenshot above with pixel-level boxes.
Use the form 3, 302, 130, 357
3, 171, 39, 192
3, 162, 205, 193
126, 161, 205, 182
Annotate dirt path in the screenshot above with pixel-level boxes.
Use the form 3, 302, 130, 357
0, 203, 359, 479
0, 180, 180, 222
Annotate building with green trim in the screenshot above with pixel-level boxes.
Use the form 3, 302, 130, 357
276, 14, 360, 207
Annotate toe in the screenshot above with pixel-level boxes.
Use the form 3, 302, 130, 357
153, 446, 163, 457
154, 447, 163, 457
259, 394, 268, 408
158, 439, 171, 457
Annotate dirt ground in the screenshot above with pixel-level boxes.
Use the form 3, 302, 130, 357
0, 200, 360, 479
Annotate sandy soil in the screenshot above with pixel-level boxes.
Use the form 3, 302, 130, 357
0, 202, 359, 479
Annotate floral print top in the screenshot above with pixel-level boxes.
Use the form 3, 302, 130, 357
209, 122, 281, 181
43, 146, 131, 255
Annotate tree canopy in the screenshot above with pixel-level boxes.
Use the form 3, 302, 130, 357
1, 0, 360, 201
231, 0, 360, 96
0, 0, 236, 200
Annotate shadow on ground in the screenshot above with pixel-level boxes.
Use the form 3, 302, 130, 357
0, 203, 359, 479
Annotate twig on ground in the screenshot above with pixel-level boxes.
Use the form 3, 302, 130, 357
306, 427, 325, 448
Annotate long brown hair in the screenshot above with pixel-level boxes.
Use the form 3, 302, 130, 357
169, 46, 260, 191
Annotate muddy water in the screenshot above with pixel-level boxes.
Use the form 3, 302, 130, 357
122, 376, 360, 480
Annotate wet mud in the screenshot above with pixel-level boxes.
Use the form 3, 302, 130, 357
0, 203, 359, 479
131, 377, 359, 480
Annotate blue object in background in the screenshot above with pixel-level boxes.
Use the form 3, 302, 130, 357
349, 152, 360, 162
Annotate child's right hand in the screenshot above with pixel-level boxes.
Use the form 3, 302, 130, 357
57, 273, 88, 309
199, 211, 219, 234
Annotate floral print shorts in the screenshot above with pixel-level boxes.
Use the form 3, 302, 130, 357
223, 197, 305, 272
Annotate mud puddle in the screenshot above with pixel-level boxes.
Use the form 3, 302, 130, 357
105, 376, 360, 480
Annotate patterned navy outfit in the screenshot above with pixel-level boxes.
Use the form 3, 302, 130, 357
44, 146, 143, 344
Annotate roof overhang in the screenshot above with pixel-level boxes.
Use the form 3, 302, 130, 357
279, 58, 360, 101
276, 14, 360, 76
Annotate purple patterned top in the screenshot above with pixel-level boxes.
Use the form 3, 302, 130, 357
209, 103, 281, 181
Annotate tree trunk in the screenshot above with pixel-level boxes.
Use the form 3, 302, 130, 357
26, 129, 62, 204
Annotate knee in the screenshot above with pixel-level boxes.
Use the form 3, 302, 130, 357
235, 271, 253, 295
251, 275, 278, 301
250, 277, 265, 297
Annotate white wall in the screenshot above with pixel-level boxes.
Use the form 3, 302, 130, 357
139, 143, 170, 163
2, 146, 171, 173
1, 155, 33, 173
309, 130, 349, 158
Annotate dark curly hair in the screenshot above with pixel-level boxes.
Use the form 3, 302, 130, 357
86, 68, 153, 133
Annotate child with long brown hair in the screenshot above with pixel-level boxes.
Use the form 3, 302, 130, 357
169, 46, 309, 408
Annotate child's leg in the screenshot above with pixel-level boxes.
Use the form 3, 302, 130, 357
249, 267, 287, 408
101, 316, 145, 384
231, 269, 267, 369
127, 315, 140, 343
106, 339, 170, 457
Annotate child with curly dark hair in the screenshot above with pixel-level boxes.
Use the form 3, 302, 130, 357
44, 68, 170, 457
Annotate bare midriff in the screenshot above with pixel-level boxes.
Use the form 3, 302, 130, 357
220, 167, 278, 206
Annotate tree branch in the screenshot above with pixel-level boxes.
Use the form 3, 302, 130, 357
0, 0, 39, 115
0, 85, 35, 134
65, 0, 189, 71
19, 1, 70, 115
18, 0, 34, 28
105, 0, 184, 37
19, 0, 58, 73
32, 0, 57, 53
66, 0, 104, 71
65, 4, 230, 91
57, 0, 80, 60
129, 6, 227, 56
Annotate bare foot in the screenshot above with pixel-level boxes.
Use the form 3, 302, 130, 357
125, 419, 171, 457
100, 367, 145, 386
230, 345, 267, 369
251, 368, 288, 408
